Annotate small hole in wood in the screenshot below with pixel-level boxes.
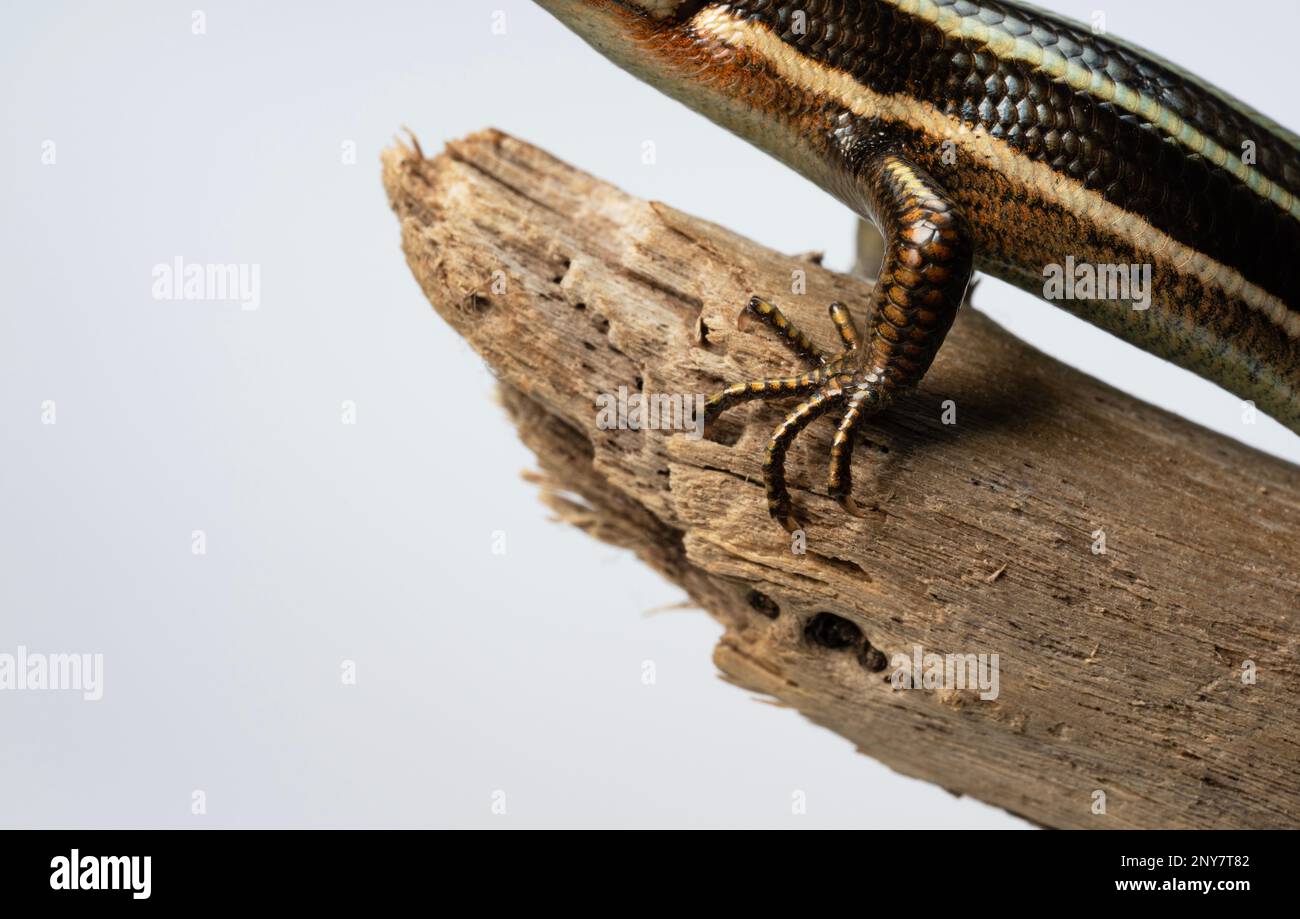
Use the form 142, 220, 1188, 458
805, 612, 862, 650
858, 644, 888, 672
460, 291, 491, 316
747, 590, 780, 619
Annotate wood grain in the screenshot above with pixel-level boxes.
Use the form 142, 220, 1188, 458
383, 128, 1300, 829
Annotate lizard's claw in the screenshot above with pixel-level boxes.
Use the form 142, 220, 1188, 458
704, 297, 887, 531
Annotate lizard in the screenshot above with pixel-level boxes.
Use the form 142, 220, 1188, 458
533, 0, 1300, 530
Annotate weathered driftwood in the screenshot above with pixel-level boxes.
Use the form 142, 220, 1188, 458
382, 129, 1300, 829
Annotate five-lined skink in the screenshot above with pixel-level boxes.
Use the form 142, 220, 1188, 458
535, 0, 1300, 530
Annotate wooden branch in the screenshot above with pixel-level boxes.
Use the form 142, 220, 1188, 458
382, 128, 1300, 829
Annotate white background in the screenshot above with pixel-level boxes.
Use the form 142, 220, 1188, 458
2, 1, 1296, 828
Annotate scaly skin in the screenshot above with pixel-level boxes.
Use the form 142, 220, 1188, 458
535, 0, 1300, 529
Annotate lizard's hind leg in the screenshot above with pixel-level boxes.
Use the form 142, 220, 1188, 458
702, 150, 973, 533
705, 300, 865, 530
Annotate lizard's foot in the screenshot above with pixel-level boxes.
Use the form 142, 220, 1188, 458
704, 297, 887, 532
